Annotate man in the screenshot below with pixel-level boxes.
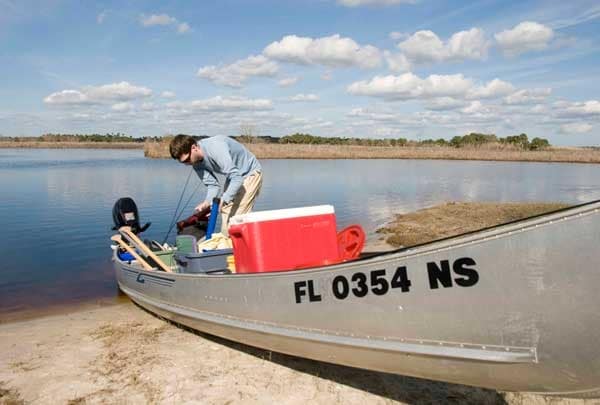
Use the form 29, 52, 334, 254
169, 134, 262, 233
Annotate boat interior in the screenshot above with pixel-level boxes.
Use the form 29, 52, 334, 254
112, 197, 600, 276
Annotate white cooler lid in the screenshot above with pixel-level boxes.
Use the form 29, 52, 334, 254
230, 205, 334, 225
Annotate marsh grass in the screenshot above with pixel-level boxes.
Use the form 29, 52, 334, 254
377, 202, 571, 247
0, 141, 142, 149
3, 137, 599, 163
144, 138, 600, 163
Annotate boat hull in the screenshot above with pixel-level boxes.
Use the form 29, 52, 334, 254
114, 201, 600, 397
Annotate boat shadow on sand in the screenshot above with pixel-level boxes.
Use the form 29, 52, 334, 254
137, 303, 508, 404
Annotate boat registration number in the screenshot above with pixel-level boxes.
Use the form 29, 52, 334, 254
294, 257, 479, 304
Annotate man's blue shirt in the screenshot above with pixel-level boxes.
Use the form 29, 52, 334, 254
193, 136, 261, 204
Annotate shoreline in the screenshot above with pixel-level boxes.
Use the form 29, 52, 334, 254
2, 141, 600, 164
0, 202, 569, 325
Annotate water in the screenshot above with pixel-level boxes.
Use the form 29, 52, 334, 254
1, 148, 600, 320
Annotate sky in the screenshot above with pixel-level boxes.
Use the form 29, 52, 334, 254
1, 0, 599, 146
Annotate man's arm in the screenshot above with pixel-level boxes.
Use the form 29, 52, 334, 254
194, 168, 220, 212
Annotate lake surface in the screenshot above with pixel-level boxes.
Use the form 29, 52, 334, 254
1, 148, 600, 320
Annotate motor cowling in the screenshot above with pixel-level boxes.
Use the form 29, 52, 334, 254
111, 197, 151, 234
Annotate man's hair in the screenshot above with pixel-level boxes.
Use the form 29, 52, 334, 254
169, 135, 197, 160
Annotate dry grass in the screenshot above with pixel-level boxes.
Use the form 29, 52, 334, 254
144, 137, 173, 158
377, 202, 571, 247
86, 321, 168, 402
0, 141, 142, 149
3, 137, 599, 163
144, 139, 600, 163
0, 381, 24, 405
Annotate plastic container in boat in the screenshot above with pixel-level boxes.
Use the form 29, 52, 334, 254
228, 205, 338, 273
174, 249, 232, 274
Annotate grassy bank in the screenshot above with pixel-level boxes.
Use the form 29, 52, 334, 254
3, 138, 600, 163
0, 141, 143, 149
144, 138, 600, 164
376, 202, 570, 247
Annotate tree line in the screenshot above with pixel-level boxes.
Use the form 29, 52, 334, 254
0, 133, 153, 143
1, 132, 551, 150
276, 132, 551, 151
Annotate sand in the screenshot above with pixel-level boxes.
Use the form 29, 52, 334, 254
1, 202, 596, 404
1, 302, 593, 405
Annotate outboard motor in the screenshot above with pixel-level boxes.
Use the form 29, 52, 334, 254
112, 197, 151, 234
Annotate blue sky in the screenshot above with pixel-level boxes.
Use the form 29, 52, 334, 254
1, 0, 599, 146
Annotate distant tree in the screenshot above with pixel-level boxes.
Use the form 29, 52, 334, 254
529, 137, 550, 150
239, 124, 258, 143
502, 133, 529, 149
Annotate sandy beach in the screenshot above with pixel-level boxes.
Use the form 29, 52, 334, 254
1, 301, 594, 405
1, 202, 597, 404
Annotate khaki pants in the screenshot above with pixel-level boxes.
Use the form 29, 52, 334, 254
220, 171, 263, 234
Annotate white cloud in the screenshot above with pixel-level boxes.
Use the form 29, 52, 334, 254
398, 28, 489, 64
503, 88, 552, 105
139, 13, 191, 34
198, 55, 279, 87
43, 90, 91, 105
84, 82, 152, 101
530, 104, 547, 114
97, 10, 107, 24
398, 31, 444, 63
389, 31, 409, 40
467, 78, 515, 99
141, 102, 155, 111
177, 22, 191, 34
290, 94, 320, 102
278, 77, 300, 87
384, 51, 410, 73
447, 28, 490, 60
425, 97, 466, 111
44, 82, 152, 105
347, 73, 474, 100
264, 34, 381, 69
161, 91, 176, 98
560, 122, 593, 134
337, 0, 416, 6
495, 21, 554, 56
561, 100, 600, 117
140, 14, 176, 26
461, 101, 485, 114
168, 96, 273, 112
111, 102, 133, 112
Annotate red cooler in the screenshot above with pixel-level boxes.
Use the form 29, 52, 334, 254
228, 205, 339, 273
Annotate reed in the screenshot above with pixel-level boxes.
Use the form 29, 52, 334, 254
143, 139, 600, 164
0, 141, 143, 149
378, 202, 571, 247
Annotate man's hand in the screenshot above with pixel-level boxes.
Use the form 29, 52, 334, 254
194, 201, 211, 214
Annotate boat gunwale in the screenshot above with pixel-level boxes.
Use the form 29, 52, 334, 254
112, 198, 600, 278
